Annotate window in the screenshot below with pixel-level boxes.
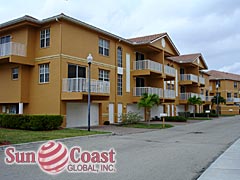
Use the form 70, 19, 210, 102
234, 81, 237, 88
136, 52, 144, 61
0, 35, 10, 44
39, 64, 49, 83
117, 47, 122, 67
117, 74, 122, 96
12, 67, 18, 80
40, 28, 50, 48
227, 93, 231, 98
68, 64, 86, 78
99, 38, 109, 56
216, 80, 221, 87
234, 93, 238, 98
99, 69, 109, 81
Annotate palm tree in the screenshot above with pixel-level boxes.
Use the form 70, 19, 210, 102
211, 95, 226, 115
187, 95, 202, 118
211, 95, 226, 105
138, 93, 160, 123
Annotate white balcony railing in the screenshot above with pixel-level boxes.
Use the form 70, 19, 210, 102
62, 78, 110, 94
199, 76, 205, 85
133, 60, 163, 73
133, 87, 163, 97
234, 98, 240, 103
164, 65, 176, 77
226, 98, 234, 102
180, 74, 198, 83
164, 89, 175, 99
180, 93, 214, 101
0, 42, 26, 57
205, 96, 214, 102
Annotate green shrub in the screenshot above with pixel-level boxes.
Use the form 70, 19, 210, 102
165, 116, 187, 122
190, 113, 208, 117
0, 114, 63, 130
103, 121, 110, 125
119, 112, 142, 125
210, 113, 218, 117
178, 112, 190, 118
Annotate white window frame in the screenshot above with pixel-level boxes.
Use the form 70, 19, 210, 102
40, 28, 50, 48
99, 38, 109, 56
117, 74, 123, 96
12, 67, 19, 80
117, 47, 122, 67
39, 64, 49, 83
99, 69, 109, 81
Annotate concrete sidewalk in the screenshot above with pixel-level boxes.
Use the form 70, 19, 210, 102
198, 138, 240, 180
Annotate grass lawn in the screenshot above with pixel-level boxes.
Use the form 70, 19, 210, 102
0, 128, 109, 145
187, 117, 212, 120
122, 123, 173, 129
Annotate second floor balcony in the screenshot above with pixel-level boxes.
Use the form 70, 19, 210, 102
164, 89, 176, 99
62, 78, 110, 100
133, 87, 163, 98
234, 98, 240, 103
0, 42, 26, 57
133, 60, 163, 76
179, 92, 213, 102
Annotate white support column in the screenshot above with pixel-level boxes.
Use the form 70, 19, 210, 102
19, 103, 23, 114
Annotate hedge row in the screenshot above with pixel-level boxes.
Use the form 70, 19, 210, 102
165, 116, 187, 122
0, 114, 63, 130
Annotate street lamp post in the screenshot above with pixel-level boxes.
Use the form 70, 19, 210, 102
216, 84, 219, 117
87, 54, 93, 131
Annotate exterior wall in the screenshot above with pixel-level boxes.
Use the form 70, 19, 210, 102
2, 15, 239, 127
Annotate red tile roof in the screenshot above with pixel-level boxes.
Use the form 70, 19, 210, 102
128, 33, 166, 44
208, 70, 240, 81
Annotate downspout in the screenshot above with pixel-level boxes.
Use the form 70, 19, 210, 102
56, 17, 63, 122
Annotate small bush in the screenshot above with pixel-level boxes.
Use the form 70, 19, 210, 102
165, 116, 187, 122
0, 114, 63, 130
178, 112, 190, 118
190, 113, 208, 117
210, 113, 218, 117
119, 112, 142, 125
103, 121, 110, 125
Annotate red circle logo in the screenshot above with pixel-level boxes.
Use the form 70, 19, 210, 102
37, 141, 69, 174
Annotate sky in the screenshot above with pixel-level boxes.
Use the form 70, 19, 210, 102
0, 0, 240, 74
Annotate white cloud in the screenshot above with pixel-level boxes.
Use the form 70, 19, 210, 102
0, 0, 240, 74
218, 62, 240, 75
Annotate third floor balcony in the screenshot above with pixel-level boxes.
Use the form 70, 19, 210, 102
132, 60, 163, 76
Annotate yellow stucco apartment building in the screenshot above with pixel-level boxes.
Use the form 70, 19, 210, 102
0, 14, 239, 127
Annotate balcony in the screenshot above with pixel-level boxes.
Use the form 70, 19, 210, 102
164, 89, 175, 99
179, 74, 198, 85
164, 65, 176, 77
62, 78, 110, 100
133, 87, 163, 97
179, 92, 198, 100
179, 93, 213, 103
132, 60, 163, 76
0, 42, 26, 57
234, 98, 240, 103
199, 76, 205, 85
226, 98, 234, 103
